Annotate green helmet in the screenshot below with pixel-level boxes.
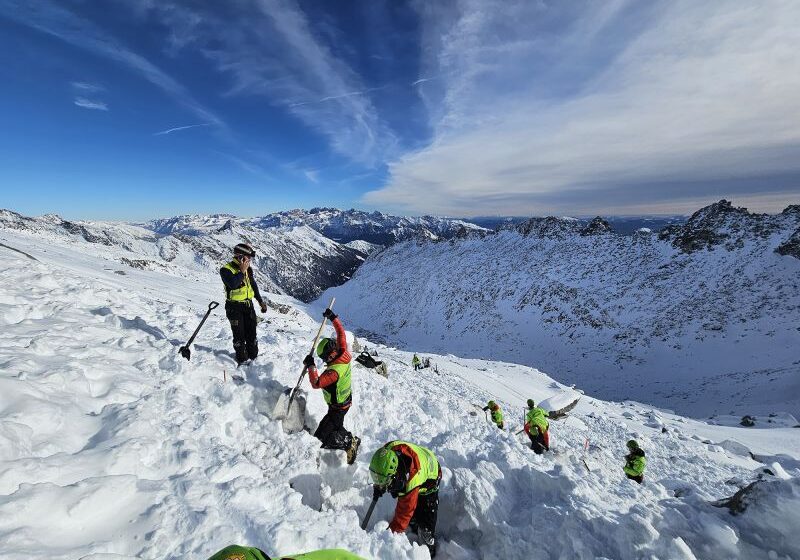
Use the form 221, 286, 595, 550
626, 439, 639, 450
207, 545, 269, 560
488, 400, 496, 408
369, 447, 399, 487
316, 338, 335, 359
527, 399, 535, 408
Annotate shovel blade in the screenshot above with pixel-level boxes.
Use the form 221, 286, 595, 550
273, 389, 306, 434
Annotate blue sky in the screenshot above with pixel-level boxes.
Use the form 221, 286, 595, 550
0, 0, 798, 220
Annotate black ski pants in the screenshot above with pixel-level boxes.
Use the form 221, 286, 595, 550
314, 406, 353, 451
225, 300, 258, 364
529, 433, 549, 455
410, 491, 439, 539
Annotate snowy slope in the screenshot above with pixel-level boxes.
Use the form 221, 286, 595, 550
1, 230, 799, 559
322, 201, 800, 418
0, 210, 365, 302
144, 208, 487, 245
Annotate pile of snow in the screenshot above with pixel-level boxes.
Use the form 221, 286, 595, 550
1, 234, 799, 559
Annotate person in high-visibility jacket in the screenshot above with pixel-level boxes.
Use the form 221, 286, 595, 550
303, 308, 360, 464
623, 439, 646, 484
524, 399, 550, 454
412, 354, 421, 371
482, 400, 504, 430
369, 441, 442, 558
220, 243, 268, 365
207, 544, 366, 560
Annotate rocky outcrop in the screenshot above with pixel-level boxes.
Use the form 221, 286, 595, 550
580, 217, 613, 236
659, 199, 789, 253
776, 227, 800, 259
516, 216, 581, 238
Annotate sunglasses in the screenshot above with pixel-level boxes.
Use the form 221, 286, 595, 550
370, 469, 393, 487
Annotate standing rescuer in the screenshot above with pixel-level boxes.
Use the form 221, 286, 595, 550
303, 308, 361, 464
623, 439, 646, 484
524, 399, 550, 454
482, 400, 504, 430
369, 441, 442, 558
220, 243, 267, 365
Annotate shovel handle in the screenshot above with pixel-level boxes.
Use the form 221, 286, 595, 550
208, 301, 220, 310
361, 496, 379, 530
287, 297, 336, 410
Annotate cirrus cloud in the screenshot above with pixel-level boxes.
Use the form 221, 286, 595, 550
365, 0, 800, 215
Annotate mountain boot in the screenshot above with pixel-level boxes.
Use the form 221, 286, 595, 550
419, 527, 436, 558
346, 435, 361, 465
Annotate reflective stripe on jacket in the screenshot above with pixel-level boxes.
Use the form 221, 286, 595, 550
322, 362, 352, 406
222, 261, 254, 302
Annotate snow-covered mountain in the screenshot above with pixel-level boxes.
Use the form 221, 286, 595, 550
323, 200, 800, 418
470, 215, 687, 235
0, 209, 365, 302
144, 207, 487, 245
1, 229, 798, 559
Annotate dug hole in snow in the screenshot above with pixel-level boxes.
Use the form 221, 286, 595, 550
0, 233, 799, 560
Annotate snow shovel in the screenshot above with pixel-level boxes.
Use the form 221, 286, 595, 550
178, 301, 219, 360
273, 297, 335, 433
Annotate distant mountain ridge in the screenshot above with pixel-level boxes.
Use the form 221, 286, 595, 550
322, 200, 800, 417
143, 207, 487, 245
0, 210, 364, 302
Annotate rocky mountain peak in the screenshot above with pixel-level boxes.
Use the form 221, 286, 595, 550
516, 216, 581, 238
580, 216, 613, 236
659, 199, 782, 253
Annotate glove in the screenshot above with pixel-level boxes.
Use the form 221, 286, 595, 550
373, 485, 386, 500
303, 354, 316, 368
259, 301, 268, 313
323, 308, 337, 321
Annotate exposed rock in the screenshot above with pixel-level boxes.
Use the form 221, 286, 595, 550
516, 216, 581, 238
740, 415, 756, 427
776, 227, 800, 260
659, 199, 784, 253
580, 216, 613, 236
713, 480, 761, 514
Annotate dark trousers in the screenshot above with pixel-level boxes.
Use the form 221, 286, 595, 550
530, 431, 550, 454
314, 406, 353, 450
225, 301, 258, 364
626, 473, 644, 484
410, 491, 439, 535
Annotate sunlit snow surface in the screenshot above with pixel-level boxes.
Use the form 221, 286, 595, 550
0, 231, 798, 559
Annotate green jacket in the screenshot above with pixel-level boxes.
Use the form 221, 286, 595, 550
412, 355, 420, 365
208, 546, 365, 560
484, 404, 504, 426
623, 450, 646, 477
525, 407, 549, 434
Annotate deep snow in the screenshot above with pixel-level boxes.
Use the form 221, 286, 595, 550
1, 231, 799, 559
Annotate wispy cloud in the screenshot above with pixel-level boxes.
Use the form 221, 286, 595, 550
127, 0, 398, 167
71, 81, 105, 93
154, 123, 212, 136
1, 0, 229, 134
366, 0, 800, 215
73, 97, 108, 111
304, 169, 319, 183
288, 85, 388, 108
